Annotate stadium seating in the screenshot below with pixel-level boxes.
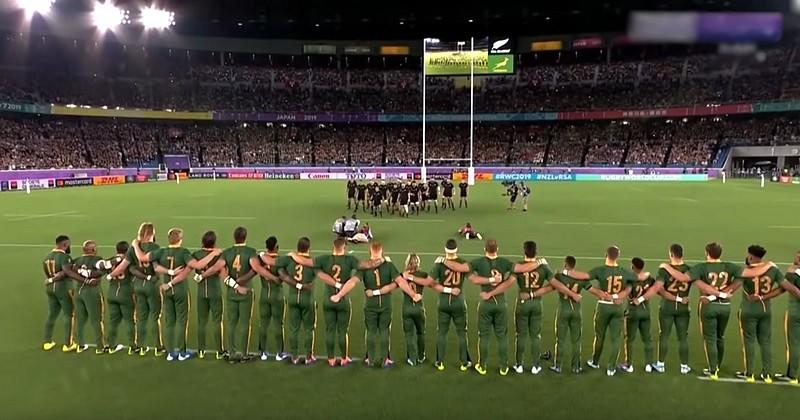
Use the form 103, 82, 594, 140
2, 116, 800, 170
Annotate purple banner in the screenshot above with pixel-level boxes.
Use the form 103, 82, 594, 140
0, 166, 717, 184
213, 111, 380, 123
0, 168, 155, 182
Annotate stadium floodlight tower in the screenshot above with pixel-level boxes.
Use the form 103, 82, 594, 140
19, 0, 54, 18
422, 37, 476, 185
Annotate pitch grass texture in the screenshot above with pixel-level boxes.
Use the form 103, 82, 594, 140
1, 180, 799, 420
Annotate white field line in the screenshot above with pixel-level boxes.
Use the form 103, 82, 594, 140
4, 211, 81, 222
171, 216, 256, 220
0, 243, 794, 265
673, 197, 700, 203
545, 221, 591, 226
361, 219, 445, 223
547, 221, 650, 227
768, 226, 800, 229
695, 376, 796, 386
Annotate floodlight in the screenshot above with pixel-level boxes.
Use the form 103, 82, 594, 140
20, 0, 54, 17
93, 2, 130, 31
141, 6, 175, 30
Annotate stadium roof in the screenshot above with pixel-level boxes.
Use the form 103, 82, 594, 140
13, 0, 791, 40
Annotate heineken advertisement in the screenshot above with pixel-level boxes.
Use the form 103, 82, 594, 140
424, 37, 515, 76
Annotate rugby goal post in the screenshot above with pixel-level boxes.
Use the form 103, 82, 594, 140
422, 37, 476, 186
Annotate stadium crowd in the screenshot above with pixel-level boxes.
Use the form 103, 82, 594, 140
0, 36, 798, 113
2, 116, 800, 170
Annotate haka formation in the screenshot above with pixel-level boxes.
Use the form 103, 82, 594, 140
41, 223, 800, 384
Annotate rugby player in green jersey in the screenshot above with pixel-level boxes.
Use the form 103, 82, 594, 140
661, 242, 774, 380
565, 246, 651, 376
104, 241, 135, 355
190, 232, 225, 360
429, 239, 470, 372
442, 239, 540, 376
619, 257, 656, 374
256, 236, 285, 362
509, 241, 555, 375
196, 227, 264, 363
723, 245, 784, 383
333, 241, 417, 368
548, 256, 591, 374
639, 244, 692, 374
72, 241, 108, 354
313, 237, 371, 367
781, 252, 800, 385
398, 253, 435, 367
132, 228, 221, 361
276, 237, 318, 365
42, 235, 82, 353
107, 223, 163, 356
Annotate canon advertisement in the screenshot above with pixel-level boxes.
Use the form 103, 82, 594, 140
300, 173, 377, 180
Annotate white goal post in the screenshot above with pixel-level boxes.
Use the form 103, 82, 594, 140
422, 37, 476, 185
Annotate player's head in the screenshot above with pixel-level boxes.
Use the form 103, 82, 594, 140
705, 242, 723, 260
606, 246, 620, 262
523, 241, 537, 258
485, 239, 499, 255
233, 227, 247, 244
333, 237, 347, 253
405, 253, 421, 273
465, 222, 472, 228
116, 241, 129, 255
370, 241, 384, 258
265, 236, 278, 253
746, 245, 767, 264
55, 235, 71, 254
564, 256, 576, 270
669, 243, 683, 260
82, 240, 97, 255
794, 250, 800, 265
445, 239, 458, 254
202, 231, 217, 249
297, 237, 311, 253
137, 222, 155, 242
631, 257, 645, 273
167, 228, 183, 246
351, 214, 357, 219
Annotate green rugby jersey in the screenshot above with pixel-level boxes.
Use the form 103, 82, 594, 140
515, 262, 553, 297
689, 261, 743, 303
554, 272, 591, 303
222, 244, 258, 299
151, 246, 193, 294
785, 273, 800, 316
259, 252, 283, 300
315, 254, 360, 297
107, 254, 132, 298
587, 264, 638, 298
430, 257, 467, 305
738, 264, 782, 310
657, 263, 692, 300
358, 260, 400, 309
470, 256, 514, 296
73, 255, 105, 289
126, 242, 160, 278
403, 270, 428, 306
275, 254, 316, 302
193, 248, 222, 299
43, 249, 73, 293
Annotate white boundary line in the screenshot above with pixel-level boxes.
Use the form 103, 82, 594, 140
547, 221, 650, 227
696, 376, 796, 386
5, 211, 82, 222
1, 243, 794, 265
171, 216, 257, 220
